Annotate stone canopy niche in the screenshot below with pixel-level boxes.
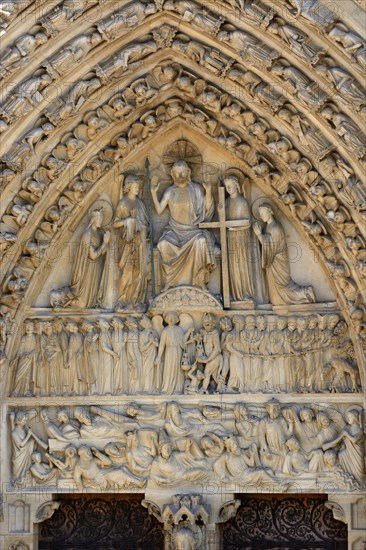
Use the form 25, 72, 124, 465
0, 0, 365, 548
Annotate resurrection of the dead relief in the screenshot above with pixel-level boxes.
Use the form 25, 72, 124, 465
9, 401, 365, 492
0, 2, 365, 548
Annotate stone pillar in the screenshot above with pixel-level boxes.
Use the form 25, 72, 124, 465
327, 494, 366, 550
1, 492, 59, 550
142, 490, 239, 549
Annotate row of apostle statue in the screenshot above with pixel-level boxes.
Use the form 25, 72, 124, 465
9, 312, 359, 397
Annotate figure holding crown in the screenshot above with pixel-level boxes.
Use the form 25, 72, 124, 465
69, 202, 112, 308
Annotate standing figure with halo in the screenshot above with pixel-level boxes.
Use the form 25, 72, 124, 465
253, 200, 315, 305
113, 173, 149, 312
68, 200, 113, 308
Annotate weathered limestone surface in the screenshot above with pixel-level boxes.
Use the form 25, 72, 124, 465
0, 1, 365, 549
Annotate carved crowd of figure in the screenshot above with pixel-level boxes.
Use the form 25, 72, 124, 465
10, 401, 365, 491
50, 164, 316, 312
10, 312, 359, 397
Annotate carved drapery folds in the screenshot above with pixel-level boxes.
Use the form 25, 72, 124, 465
0, 2, 365, 547
7, 311, 361, 397
0, 2, 364, 349
8, 401, 365, 491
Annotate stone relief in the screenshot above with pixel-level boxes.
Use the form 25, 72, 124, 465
9, 312, 360, 397
0, 2, 365, 547
8, 401, 365, 491
0, 56, 363, 314
50, 200, 112, 309
143, 494, 210, 549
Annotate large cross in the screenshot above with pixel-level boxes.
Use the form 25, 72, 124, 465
199, 187, 250, 309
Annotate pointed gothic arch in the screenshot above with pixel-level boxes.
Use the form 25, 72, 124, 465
1, 2, 365, 549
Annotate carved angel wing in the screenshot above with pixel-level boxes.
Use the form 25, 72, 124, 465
179, 313, 195, 334
152, 315, 164, 336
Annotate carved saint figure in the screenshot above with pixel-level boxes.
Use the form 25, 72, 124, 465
68, 205, 111, 308
151, 160, 215, 290
323, 409, 365, 486
113, 174, 149, 311
139, 315, 159, 392
10, 410, 46, 485
30, 451, 58, 485
11, 321, 37, 396
253, 204, 315, 305
259, 400, 289, 471
156, 311, 186, 394
223, 172, 255, 302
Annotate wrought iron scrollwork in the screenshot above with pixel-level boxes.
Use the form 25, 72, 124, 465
39, 495, 164, 549
222, 495, 347, 549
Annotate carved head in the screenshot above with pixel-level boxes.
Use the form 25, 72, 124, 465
75, 408, 91, 425
14, 411, 28, 426
203, 313, 215, 330
24, 321, 34, 334
234, 403, 248, 421
307, 316, 318, 330
42, 321, 53, 335
66, 321, 78, 333
171, 160, 191, 187
91, 32, 102, 46
324, 450, 337, 469
31, 451, 42, 464
78, 446, 93, 459
276, 316, 287, 330
65, 445, 77, 459
166, 402, 181, 420
140, 315, 152, 329
56, 409, 69, 423
232, 315, 245, 330
219, 316, 232, 332
296, 317, 308, 331
224, 175, 240, 196
244, 315, 256, 329
125, 316, 139, 329
111, 317, 124, 329
285, 436, 300, 452
89, 208, 103, 228
256, 315, 266, 330
172, 527, 196, 550
345, 409, 361, 427
266, 400, 281, 419
327, 314, 340, 329
97, 319, 110, 331
258, 204, 274, 223
300, 408, 314, 423
317, 412, 330, 428
159, 442, 173, 459
40, 409, 49, 422
164, 311, 179, 326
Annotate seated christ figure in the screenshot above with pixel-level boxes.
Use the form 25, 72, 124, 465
151, 160, 216, 291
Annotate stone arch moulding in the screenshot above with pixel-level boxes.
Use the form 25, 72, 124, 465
1, 2, 366, 549
1, 90, 365, 385
0, 8, 365, 350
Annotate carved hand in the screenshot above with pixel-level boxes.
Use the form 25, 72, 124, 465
103, 230, 111, 244
151, 175, 160, 191
253, 221, 262, 236
202, 180, 211, 193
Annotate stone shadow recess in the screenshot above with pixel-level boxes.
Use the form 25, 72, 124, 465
38, 494, 164, 550
222, 494, 348, 550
